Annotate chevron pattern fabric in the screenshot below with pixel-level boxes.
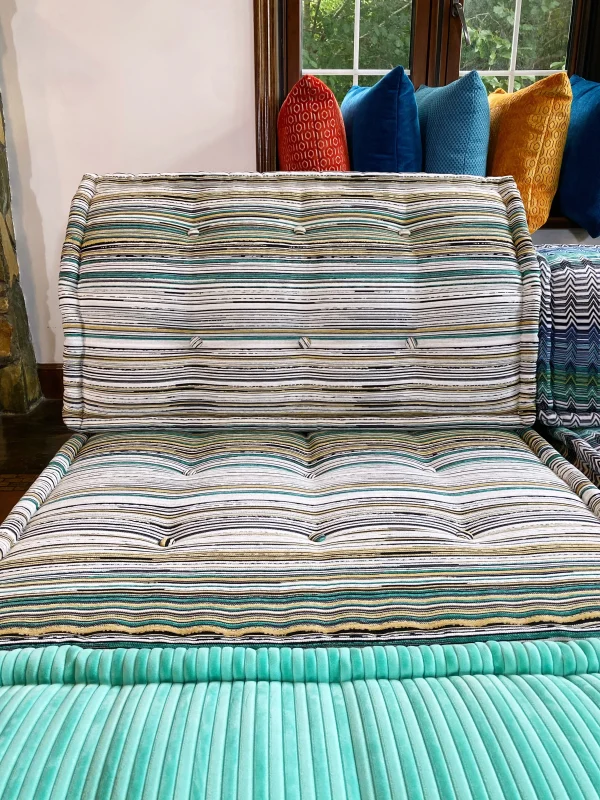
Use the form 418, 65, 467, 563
59, 173, 540, 431
548, 426, 600, 482
2, 427, 600, 645
536, 245, 600, 487
537, 244, 600, 427
2, 639, 600, 799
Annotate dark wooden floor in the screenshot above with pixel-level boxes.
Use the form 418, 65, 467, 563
0, 400, 70, 522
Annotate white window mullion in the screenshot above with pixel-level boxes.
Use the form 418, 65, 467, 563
353, 0, 361, 85
508, 0, 523, 92
460, 70, 563, 77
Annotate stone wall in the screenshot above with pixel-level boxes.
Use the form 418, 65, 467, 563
0, 94, 40, 412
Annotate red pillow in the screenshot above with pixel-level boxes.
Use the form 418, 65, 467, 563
278, 75, 350, 171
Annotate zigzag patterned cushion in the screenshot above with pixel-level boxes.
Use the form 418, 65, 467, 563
537, 244, 600, 428
536, 245, 600, 487
59, 173, 540, 431
549, 426, 600, 482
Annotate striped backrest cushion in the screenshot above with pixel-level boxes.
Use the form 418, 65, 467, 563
537, 244, 600, 427
59, 172, 540, 430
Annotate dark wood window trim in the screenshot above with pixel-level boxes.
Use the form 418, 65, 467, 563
253, 0, 301, 171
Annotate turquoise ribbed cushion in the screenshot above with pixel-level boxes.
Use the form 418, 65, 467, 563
416, 70, 490, 175
1, 640, 600, 798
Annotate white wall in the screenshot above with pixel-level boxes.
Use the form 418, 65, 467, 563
0, 0, 256, 363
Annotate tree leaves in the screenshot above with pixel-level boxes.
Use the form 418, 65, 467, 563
302, 0, 573, 101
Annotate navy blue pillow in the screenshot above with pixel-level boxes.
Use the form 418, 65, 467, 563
340, 67, 421, 172
415, 71, 489, 176
558, 75, 600, 238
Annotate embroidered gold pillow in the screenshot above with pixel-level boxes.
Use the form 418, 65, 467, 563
487, 73, 572, 232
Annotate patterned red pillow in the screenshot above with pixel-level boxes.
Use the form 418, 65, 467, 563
278, 75, 350, 171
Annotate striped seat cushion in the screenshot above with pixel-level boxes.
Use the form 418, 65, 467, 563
2, 427, 600, 646
59, 172, 540, 430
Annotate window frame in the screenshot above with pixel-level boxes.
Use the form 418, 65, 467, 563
253, 0, 599, 172
453, 0, 595, 93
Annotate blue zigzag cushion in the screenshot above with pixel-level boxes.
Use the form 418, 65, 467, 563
416, 70, 489, 176
559, 75, 600, 238
536, 244, 600, 486
340, 67, 422, 172
548, 426, 600, 486
537, 244, 600, 427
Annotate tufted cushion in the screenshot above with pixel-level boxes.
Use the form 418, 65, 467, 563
537, 244, 600, 427
277, 75, 350, 171
59, 172, 540, 431
2, 428, 600, 644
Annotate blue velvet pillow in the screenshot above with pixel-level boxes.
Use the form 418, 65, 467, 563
415, 70, 489, 176
340, 67, 421, 172
558, 75, 600, 238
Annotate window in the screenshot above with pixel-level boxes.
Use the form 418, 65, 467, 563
302, 0, 414, 101
301, 0, 574, 100
460, 0, 574, 93
253, 0, 599, 170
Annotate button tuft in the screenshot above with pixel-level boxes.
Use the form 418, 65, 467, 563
293, 225, 307, 235
188, 227, 199, 237
298, 336, 312, 349
406, 336, 418, 350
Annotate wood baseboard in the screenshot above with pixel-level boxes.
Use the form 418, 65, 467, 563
37, 363, 63, 400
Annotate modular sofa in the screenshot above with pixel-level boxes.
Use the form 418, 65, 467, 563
2, 173, 600, 798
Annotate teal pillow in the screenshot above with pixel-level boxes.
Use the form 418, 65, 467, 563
340, 67, 421, 172
416, 70, 489, 176
558, 75, 600, 238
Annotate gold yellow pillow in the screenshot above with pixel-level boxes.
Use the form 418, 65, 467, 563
487, 73, 572, 232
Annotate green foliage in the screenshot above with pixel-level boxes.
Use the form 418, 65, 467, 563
302, 0, 573, 101
462, 0, 571, 72
302, 0, 412, 71
303, 0, 355, 70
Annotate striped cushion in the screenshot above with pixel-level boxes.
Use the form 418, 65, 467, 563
59, 172, 540, 430
2, 427, 600, 646
537, 244, 600, 427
